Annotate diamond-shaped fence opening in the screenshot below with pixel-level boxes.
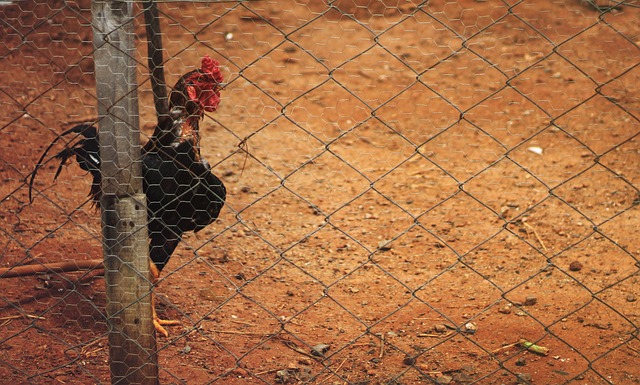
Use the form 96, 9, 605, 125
1, 1, 638, 384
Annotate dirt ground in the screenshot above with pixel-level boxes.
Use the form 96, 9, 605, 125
1, 0, 639, 384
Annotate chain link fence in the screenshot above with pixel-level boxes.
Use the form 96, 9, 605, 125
1, 0, 639, 384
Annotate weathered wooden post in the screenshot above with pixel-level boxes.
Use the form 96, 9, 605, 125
92, 1, 158, 384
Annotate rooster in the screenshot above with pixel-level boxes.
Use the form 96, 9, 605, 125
29, 56, 227, 336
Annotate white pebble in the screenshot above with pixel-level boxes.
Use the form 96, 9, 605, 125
528, 146, 543, 155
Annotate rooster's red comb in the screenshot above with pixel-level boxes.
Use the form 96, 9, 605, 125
201, 55, 223, 84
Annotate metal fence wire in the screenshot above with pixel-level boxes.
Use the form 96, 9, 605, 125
1, 0, 640, 384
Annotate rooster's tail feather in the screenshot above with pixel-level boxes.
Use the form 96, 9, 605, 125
29, 124, 101, 205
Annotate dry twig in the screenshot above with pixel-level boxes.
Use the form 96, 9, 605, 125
523, 222, 547, 252
0, 313, 46, 321
417, 331, 453, 338
0, 259, 104, 278
491, 342, 519, 354
210, 329, 272, 336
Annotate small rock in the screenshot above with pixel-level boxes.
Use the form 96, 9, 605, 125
434, 324, 448, 333
626, 293, 637, 302
402, 355, 416, 366
515, 357, 526, 366
311, 343, 330, 357
498, 305, 512, 314
436, 375, 453, 384
464, 322, 477, 334
527, 146, 543, 155
524, 296, 537, 306
517, 373, 532, 384
377, 240, 392, 251
569, 261, 583, 271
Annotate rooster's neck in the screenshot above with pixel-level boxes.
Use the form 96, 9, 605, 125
175, 115, 202, 160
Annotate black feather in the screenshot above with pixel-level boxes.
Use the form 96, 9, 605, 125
28, 124, 98, 204
30, 116, 226, 272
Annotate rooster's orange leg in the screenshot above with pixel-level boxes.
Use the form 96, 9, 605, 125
150, 262, 181, 337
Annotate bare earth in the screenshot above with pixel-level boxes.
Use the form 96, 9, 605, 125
1, 1, 639, 384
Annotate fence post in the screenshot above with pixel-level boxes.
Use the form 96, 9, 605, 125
92, 1, 158, 384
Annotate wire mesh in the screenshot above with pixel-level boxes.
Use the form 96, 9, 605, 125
1, 0, 639, 384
